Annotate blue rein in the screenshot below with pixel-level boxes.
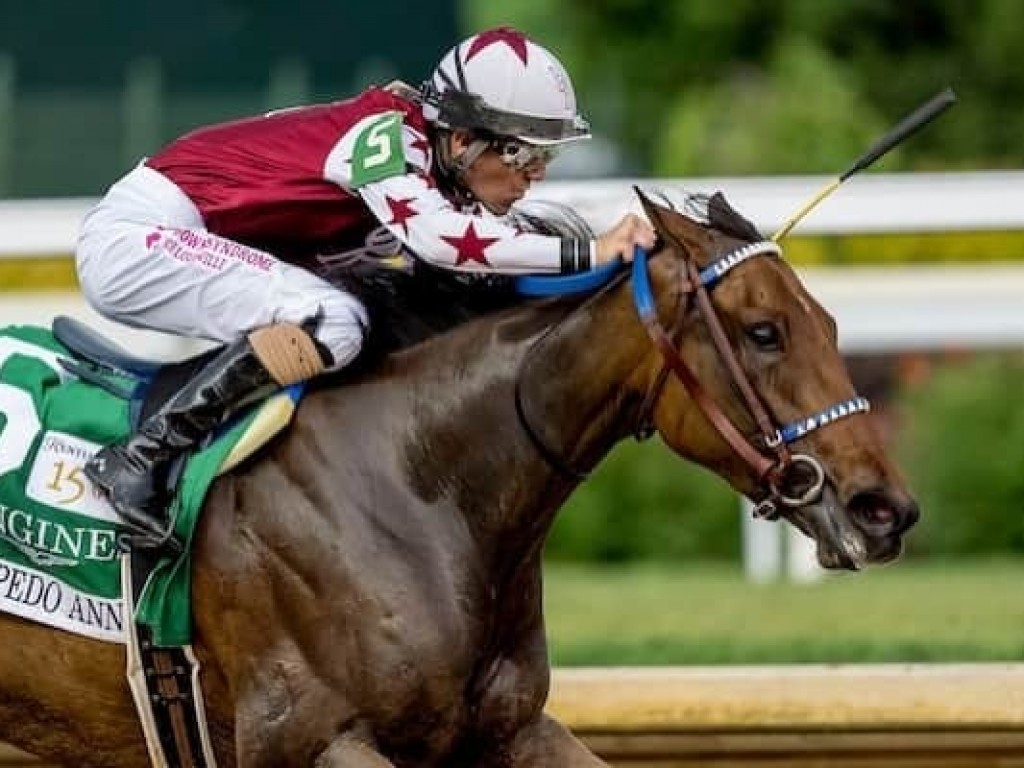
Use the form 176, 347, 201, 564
514, 257, 624, 296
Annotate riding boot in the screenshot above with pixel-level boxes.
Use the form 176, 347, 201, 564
84, 336, 282, 549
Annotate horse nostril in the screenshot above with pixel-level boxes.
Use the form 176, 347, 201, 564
849, 490, 918, 537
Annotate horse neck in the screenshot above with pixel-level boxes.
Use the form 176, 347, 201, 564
370, 284, 655, 556
510, 293, 652, 476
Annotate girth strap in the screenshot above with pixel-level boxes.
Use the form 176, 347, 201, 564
123, 553, 218, 768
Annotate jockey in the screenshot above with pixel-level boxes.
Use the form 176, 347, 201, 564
75, 26, 656, 548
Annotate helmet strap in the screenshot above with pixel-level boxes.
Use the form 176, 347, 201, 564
453, 138, 490, 174
433, 130, 489, 207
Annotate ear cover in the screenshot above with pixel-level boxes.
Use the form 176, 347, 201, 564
707, 191, 763, 242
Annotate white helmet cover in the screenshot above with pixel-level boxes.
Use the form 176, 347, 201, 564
422, 27, 591, 147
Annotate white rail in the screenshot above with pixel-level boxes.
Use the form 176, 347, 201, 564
538, 170, 1024, 234
2, 171, 1023, 257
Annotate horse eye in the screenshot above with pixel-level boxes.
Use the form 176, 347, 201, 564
746, 321, 783, 351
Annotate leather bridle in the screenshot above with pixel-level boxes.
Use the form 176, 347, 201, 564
632, 241, 870, 519
515, 239, 871, 520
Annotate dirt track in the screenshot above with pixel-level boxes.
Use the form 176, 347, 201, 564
5, 664, 1024, 766
552, 664, 1024, 767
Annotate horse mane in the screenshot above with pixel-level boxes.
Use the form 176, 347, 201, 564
331, 265, 527, 360
325, 200, 597, 363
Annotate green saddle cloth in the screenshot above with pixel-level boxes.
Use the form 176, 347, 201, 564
0, 325, 295, 647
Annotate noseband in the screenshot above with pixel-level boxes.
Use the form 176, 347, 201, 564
631, 242, 870, 519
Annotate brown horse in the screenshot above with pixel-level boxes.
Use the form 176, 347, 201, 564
0, 192, 917, 767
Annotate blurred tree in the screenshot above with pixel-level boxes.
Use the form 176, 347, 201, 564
654, 36, 889, 175
462, 0, 1024, 174
896, 353, 1024, 556
547, 439, 741, 563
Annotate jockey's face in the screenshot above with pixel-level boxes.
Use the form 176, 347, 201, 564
450, 130, 549, 215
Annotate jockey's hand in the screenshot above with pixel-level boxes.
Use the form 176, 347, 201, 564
594, 214, 656, 265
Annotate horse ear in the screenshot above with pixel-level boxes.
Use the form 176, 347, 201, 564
633, 186, 670, 235
632, 186, 708, 259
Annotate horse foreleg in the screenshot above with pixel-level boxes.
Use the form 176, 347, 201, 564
233, 672, 393, 768
314, 734, 397, 767
236, 717, 395, 768
502, 714, 610, 767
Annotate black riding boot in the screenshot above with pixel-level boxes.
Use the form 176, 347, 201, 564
84, 337, 279, 549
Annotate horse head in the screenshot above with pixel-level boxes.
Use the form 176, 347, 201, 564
632, 190, 918, 570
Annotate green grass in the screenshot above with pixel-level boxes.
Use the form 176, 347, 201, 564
542, 558, 1024, 665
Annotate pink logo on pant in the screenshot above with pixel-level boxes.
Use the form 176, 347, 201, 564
151, 228, 275, 274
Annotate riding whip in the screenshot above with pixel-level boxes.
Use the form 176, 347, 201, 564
773, 87, 957, 241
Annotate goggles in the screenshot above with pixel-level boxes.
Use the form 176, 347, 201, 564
491, 138, 560, 171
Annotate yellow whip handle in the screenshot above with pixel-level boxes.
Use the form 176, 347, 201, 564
772, 178, 842, 242
771, 88, 956, 242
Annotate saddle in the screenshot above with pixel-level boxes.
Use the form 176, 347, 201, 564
53, 315, 167, 379
54, 316, 207, 425
53, 316, 299, 476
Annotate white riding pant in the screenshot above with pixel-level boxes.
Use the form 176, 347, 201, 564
76, 164, 368, 370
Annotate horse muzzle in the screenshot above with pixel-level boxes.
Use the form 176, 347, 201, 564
756, 460, 920, 571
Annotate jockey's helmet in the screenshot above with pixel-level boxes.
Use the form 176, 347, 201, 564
421, 27, 591, 148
